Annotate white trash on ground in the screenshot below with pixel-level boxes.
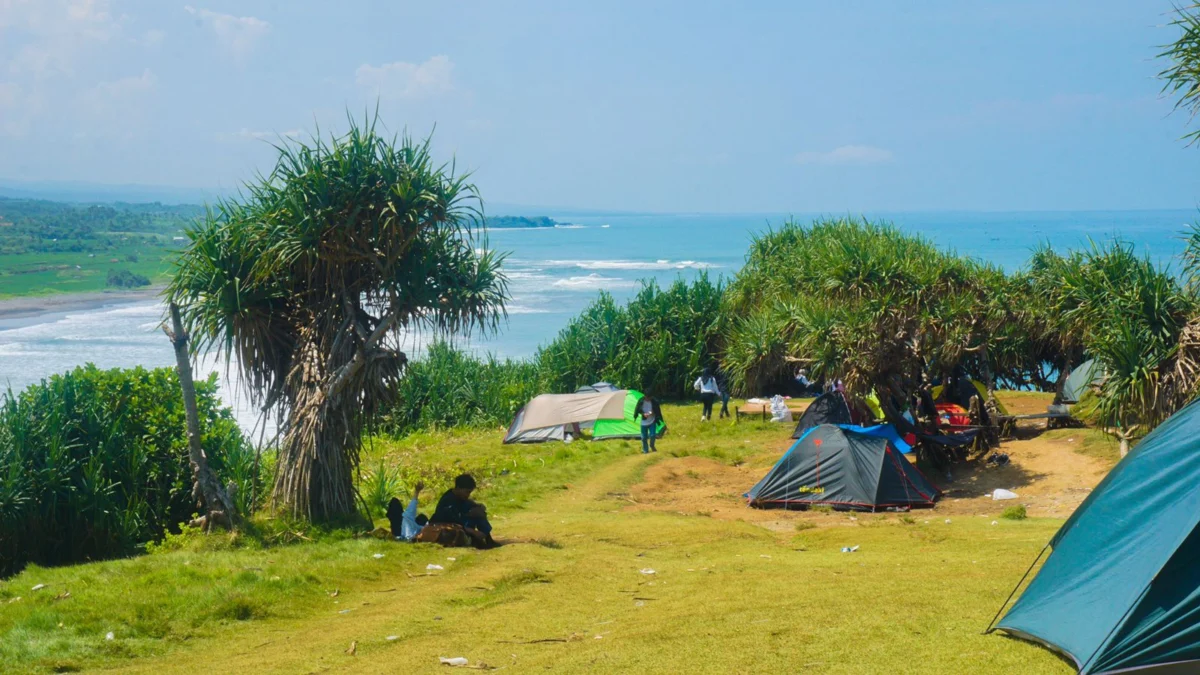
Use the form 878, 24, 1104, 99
31, 584, 45, 591
440, 657, 469, 666
639, 568, 656, 575
373, 553, 386, 559
426, 564, 444, 571
992, 489, 1019, 500
105, 632, 114, 641
841, 546, 860, 553
769, 395, 793, 423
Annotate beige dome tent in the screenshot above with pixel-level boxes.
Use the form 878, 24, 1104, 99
504, 389, 665, 444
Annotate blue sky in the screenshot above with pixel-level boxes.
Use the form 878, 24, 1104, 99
0, 0, 1197, 212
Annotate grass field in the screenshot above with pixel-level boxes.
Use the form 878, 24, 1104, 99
0, 239, 176, 299
0, 401, 1083, 674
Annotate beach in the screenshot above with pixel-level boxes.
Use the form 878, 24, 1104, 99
0, 287, 162, 324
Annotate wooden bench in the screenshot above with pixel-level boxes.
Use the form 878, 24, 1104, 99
734, 402, 808, 423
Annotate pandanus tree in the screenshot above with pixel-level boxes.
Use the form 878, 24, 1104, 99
720, 218, 1020, 427
168, 118, 507, 522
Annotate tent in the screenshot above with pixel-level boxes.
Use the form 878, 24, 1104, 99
991, 399, 1200, 673
504, 389, 665, 444
791, 391, 854, 439
746, 424, 941, 512
933, 378, 1010, 415
1061, 359, 1104, 404
575, 381, 619, 394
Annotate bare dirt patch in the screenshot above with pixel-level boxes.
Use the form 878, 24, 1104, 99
628, 422, 1115, 528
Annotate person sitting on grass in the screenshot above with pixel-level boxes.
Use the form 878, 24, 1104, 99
429, 474, 497, 548
386, 481, 428, 542
637, 395, 662, 454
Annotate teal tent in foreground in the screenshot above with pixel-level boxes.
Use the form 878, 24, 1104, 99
992, 399, 1200, 673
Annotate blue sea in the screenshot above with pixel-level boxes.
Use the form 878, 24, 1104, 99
1, 210, 1194, 429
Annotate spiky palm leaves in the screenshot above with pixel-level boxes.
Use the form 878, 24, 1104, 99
168, 118, 506, 522
722, 219, 1012, 409
1160, 4, 1200, 145
535, 274, 725, 399
1032, 242, 1198, 432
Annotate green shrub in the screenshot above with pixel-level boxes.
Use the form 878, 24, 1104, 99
380, 342, 542, 436
105, 268, 151, 288
1001, 505, 1027, 520
0, 365, 259, 577
537, 274, 725, 399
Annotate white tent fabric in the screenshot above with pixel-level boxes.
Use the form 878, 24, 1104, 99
512, 391, 628, 433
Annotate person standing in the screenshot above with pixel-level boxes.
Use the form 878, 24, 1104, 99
637, 395, 661, 453
694, 367, 721, 421
716, 369, 732, 419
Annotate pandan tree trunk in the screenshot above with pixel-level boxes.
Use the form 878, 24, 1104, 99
168, 302, 237, 531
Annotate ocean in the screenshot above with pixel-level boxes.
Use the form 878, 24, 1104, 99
1, 209, 1194, 429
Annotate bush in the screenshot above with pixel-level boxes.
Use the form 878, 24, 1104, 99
106, 268, 151, 288
537, 274, 725, 399
380, 342, 543, 436
1000, 505, 1027, 520
0, 365, 259, 577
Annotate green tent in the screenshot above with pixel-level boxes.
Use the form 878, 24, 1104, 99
991, 398, 1200, 673
1061, 359, 1104, 404
504, 389, 665, 443
592, 390, 666, 440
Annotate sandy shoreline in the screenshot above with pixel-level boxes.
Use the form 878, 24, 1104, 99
0, 287, 164, 322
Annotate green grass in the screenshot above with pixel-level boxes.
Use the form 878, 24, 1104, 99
1042, 427, 1121, 464
0, 405, 1072, 674
0, 239, 176, 299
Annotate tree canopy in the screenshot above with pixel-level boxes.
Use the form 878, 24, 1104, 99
168, 118, 507, 522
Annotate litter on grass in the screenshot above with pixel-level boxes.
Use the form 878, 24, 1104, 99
427, 564, 445, 571
386, 636, 399, 641
992, 489, 1019, 500
440, 657, 469, 666
639, 568, 656, 575
31, 584, 46, 591
105, 632, 114, 641
841, 546, 860, 553
373, 553, 386, 559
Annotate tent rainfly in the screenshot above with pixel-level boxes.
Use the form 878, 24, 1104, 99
747, 424, 940, 512
990, 399, 1200, 674
790, 391, 854, 439
1061, 359, 1104, 405
504, 389, 665, 444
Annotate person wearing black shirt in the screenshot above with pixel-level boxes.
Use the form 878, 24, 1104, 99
431, 474, 496, 547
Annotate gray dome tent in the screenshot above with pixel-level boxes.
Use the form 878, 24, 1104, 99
747, 424, 940, 512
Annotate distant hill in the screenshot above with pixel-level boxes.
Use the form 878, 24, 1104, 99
486, 215, 559, 229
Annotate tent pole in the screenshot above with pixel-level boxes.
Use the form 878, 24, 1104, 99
982, 541, 1050, 635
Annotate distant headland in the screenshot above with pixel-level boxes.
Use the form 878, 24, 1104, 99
485, 215, 559, 228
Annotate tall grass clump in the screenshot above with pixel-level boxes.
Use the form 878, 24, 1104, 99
537, 273, 725, 399
380, 342, 542, 436
0, 365, 258, 577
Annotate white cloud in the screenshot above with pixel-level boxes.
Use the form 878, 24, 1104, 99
355, 56, 455, 100
4, 0, 122, 76
82, 68, 156, 102
185, 5, 270, 59
793, 145, 894, 166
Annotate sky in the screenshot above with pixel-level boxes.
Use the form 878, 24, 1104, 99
0, 0, 1198, 213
